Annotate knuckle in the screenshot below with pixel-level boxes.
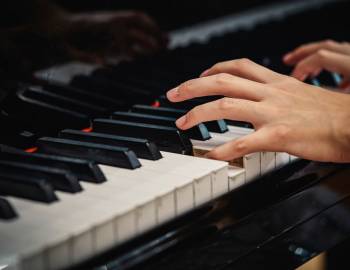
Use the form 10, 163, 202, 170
186, 106, 199, 121
209, 149, 221, 159
235, 58, 253, 70
179, 79, 195, 94
284, 75, 300, 85
214, 73, 232, 85
235, 138, 248, 153
323, 39, 335, 47
210, 63, 221, 73
217, 97, 233, 111
273, 125, 291, 142
316, 49, 329, 58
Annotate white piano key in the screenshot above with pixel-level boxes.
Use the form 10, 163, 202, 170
155, 192, 176, 223
175, 184, 195, 215
135, 201, 156, 234
115, 211, 136, 243
93, 219, 115, 253
242, 153, 261, 181
3, 185, 135, 269
290, 155, 299, 162
227, 125, 253, 135
140, 152, 228, 207
228, 166, 246, 190
276, 152, 290, 168
99, 164, 191, 219
0, 152, 228, 270
260, 152, 276, 175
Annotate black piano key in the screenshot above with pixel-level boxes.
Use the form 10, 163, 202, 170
158, 95, 222, 110
224, 120, 254, 129
42, 81, 127, 111
131, 105, 228, 133
59, 129, 162, 161
0, 197, 17, 220
2, 87, 90, 132
92, 68, 166, 93
26, 86, 105, 116
70, 75, 154, 104
0, 170, 58, 203
314, 71, 341, 87
0, 145, 106, 183
0, 113, 38, 148
205, 119, 228, 133
131, 104, 188, 118
305, 77, 321, 87
93, 119, 193, 155
37, 137, 141, 169
0, 160, 82, 193
111, 112, 211, 141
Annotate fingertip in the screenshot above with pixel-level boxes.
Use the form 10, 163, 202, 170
175, 115, 187, 128
292, 72, 307, 82
204, 150, 218, 160
291, 68, 306, 81
166, 87, 179, 101
283, 53, 293, 64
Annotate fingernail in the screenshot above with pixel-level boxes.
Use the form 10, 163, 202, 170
166, 87, 179, 100
176, 115, 187, 127
200, 69, 210, 77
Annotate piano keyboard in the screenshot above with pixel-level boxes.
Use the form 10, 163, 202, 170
0, 107, 291, 270
0, 151, 230, 270
2, 0, 347, 269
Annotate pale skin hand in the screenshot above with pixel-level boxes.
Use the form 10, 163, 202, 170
166, 59, 350, 163
283, 40, 350, 88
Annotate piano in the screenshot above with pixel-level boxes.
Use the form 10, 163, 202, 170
1, 0, 350, 269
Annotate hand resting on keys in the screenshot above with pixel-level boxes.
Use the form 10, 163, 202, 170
167, 59, 350, 163
283, 40, 350, 89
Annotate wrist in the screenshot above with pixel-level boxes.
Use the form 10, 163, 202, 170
332, 95, 350, 161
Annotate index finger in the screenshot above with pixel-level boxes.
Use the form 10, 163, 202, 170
167, 73, 272, 103
175, 98, 260, 130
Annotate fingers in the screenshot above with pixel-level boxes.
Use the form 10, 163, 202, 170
205, 128, 272, 160
283, 40, 348, 65
200, 58, 285, 83
291, 49, 350, 81
175, 98, 260, 130
167, 73, 272, 103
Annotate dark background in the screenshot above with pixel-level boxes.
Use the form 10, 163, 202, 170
57, 0, 285, 30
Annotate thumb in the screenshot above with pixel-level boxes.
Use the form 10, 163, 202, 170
205, 127, 280, 161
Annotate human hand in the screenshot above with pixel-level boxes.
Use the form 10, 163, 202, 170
167, 59, 350, 163
64, 11, 168, 63
283, 40, 350, 89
